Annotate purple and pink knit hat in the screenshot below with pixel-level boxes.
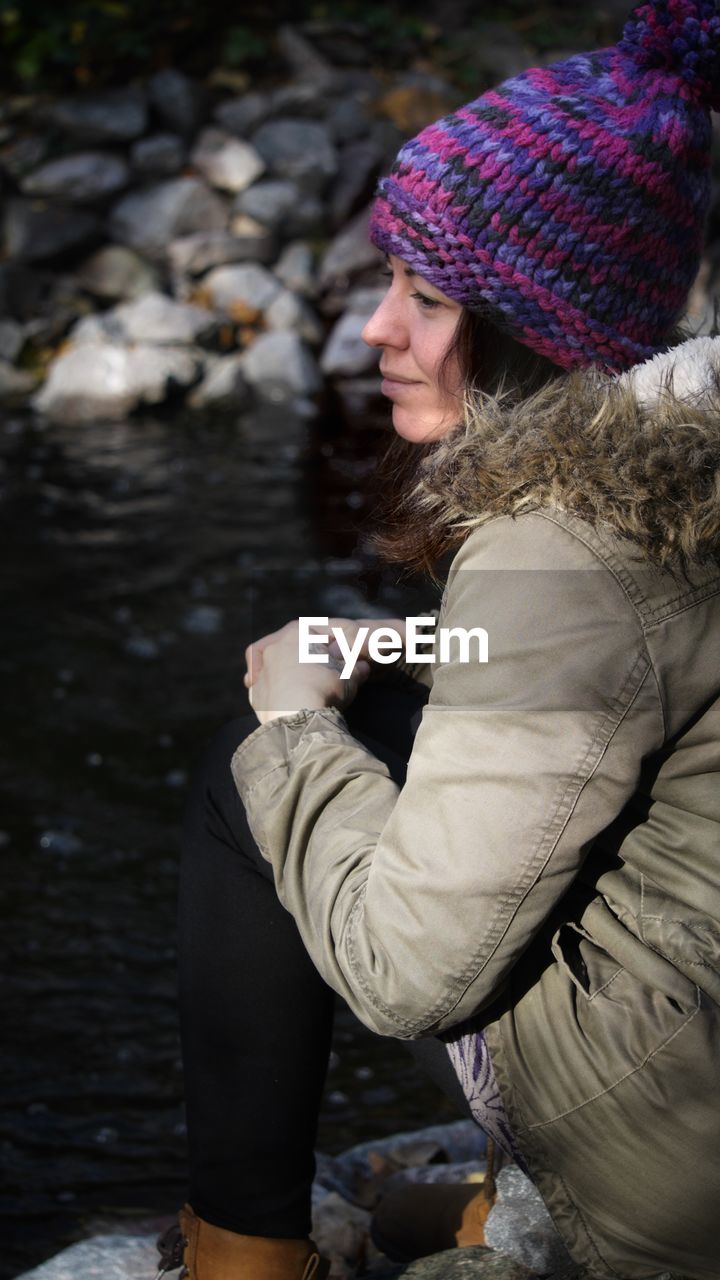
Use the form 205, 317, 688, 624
369, 0, 720, 372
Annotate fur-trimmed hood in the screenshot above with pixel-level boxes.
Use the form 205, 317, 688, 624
415, 335, 720, 567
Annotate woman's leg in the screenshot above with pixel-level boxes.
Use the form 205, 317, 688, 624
177, 680, 432, 1238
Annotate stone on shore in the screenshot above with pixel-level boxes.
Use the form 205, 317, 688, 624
168, 229, 273, 277
0, 317, 25, 362
320, 292, 384, 377
0, 358, 38, 402
20, 152, 130, 203
484, 1166, 574, 1274
273, 241, 317, 297
46, 88, 148, 141
265, 290, 324, 345
33, 343, 201, 423
130, 133, 187, 177
233, 179, 325, 237
240, 331, 322, 399
70, 292, 217, 347
75, 246, 159, 302
319, 205, 383, 289
199, 262, 282, 319
214, 91, 271, 137
190, 127, 265, 193
187, 354, 251, 411
251, 119, 338, 194
109, 178, 227, 258
4, 198, 101, 262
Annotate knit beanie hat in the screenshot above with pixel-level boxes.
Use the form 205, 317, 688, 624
369, 0, 720, 372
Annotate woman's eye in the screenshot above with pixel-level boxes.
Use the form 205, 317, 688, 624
411, 291, 440, 310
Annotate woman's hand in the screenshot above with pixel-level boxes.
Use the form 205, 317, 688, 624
244, 617, 407, 726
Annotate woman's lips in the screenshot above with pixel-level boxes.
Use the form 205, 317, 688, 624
380, 373, 420, 396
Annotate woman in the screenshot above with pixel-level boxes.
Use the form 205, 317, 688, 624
166, 3, 720, 1277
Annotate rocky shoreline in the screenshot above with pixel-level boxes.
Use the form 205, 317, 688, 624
0, 24, 474, 425
14, 1119, 648, 1280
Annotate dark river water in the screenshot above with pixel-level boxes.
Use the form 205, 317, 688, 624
0, 399, 456, 1278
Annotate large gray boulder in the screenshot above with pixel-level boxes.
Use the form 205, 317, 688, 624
20, 152, 130, 203
240, 331, 322, 399
319, 205, 383, 289
33, 342, 201, 424
75, 246, 159, 302
0, 317, 25, 363
4, 199, 101, 262
191, 127, 265, 193
484, 1166, 573, 1274
200, 262, 282, 318
320, 308, 380, 378
109, 178, 227, 257
187, 353, 251, 411
168, 229, 273, 277
0, 358, 38, 402
233, 179, 324, 238
265, 289, 324, 345
70, 291, 217, 347
45, 88, 148, 141
214, 92, 272, 137
130, 133, 187, 177
251, 119, 338, 194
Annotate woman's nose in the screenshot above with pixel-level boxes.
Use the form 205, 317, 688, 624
361, 291, 405, 350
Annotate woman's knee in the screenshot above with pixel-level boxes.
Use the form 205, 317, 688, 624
182, 715, 269, 876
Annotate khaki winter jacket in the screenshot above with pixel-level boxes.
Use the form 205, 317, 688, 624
231, 337, 720, 1279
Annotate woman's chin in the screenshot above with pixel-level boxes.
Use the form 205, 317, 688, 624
391, 405, 455, 444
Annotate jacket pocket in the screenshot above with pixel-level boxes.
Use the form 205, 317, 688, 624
521, 900, 700, 1129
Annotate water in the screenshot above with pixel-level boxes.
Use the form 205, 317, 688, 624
0, 402, 456, 1278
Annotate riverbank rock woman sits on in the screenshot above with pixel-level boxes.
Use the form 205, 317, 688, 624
163, 2, 720, 1277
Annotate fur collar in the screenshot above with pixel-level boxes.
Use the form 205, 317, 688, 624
416, 336, 720, 566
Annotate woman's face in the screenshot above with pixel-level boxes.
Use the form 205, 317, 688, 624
362, 255, 464, 443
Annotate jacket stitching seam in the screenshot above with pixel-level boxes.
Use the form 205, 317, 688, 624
526, 985, 701, 1129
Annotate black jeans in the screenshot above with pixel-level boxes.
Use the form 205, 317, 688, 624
178, 679, 472, 1238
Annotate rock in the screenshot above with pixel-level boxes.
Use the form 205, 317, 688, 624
191, 127, 265, 194
46, 88, 148, 142
12, 1229, 159, 1280
320, 308, 379, 377
75, 246, 159, 301
0, 318, 25, 362
33, 342, 201, 424
214, 92, 271, 137
241, 331, 322, 399
109, 178, 227, 258
4, 198, 101, 262
233, 179, 325, 238
0, 133, 49, 180
318, 205, 383, 289
130, 133, 187, 177
389, 1248, 533, 1279
273, 241, 317, 297
311, 1191, 370, 1280
225, 215, 276, 264
71, 291, 217, 347
148, 69, 204, 138
0, 358, 38, 402
269, 83, 329, 119
327, 95, 373, 145
484, 1166, 574, 1275
331, 138, 385, 227
187, 354, 251, 410
200, 263, 281, 320
20, 151, 130, 203
251, 119, 338, 194
276, 24, 338, 88
265, 290, 324, 345
168, 229, 273, 277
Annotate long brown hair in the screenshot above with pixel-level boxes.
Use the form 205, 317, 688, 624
364, 309, 563, 577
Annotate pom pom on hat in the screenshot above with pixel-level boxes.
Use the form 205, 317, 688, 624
619, 0, 720, 110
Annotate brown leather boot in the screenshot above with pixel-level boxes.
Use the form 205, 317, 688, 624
370, 1180, 495, 1263
172, 1204, 330, 1280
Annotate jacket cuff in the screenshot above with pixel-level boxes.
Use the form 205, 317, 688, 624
231, 706, 351, 800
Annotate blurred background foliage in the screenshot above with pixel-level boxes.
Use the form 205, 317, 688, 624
1, 0, 627, 93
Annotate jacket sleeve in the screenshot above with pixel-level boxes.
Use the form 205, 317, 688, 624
231, 514, 666, 1037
